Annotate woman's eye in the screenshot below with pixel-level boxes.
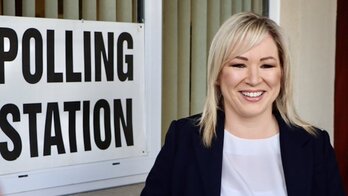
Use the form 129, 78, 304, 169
261, 64, 275, 68
230, 64, 246, 68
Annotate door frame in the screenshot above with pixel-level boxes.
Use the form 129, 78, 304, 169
334, 0, 348, 192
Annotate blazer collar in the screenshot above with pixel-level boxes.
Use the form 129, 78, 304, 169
193, 110, 225, 196
275, 111, 313, 195
193, 110, 313, 196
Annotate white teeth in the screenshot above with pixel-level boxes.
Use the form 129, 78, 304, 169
242, 91, 263, 98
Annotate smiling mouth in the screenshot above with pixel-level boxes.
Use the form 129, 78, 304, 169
240, 91, 264, 98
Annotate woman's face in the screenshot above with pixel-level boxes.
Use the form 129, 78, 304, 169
218, 35, 281, 119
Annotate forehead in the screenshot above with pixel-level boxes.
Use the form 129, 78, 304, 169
236, 35, 279, 59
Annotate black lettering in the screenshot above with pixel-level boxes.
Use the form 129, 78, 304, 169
95, 32, 114, 81
0, 104, 21, 161
93, 99, 111, 150
64, 101, 80, 153
22, 28, 43, 84
66, 31, 81, 82
44, 103, 65, 155
117, 32, 133, 81
47, 30, 63, 82
0, 27, 18, 84
114, 99, 133, 147
23, 103, 42, 157
83, 101, 92, 151
84, 32, 92, 82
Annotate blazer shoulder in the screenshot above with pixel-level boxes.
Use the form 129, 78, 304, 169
310, 128, 333, 155
304, 127, 332, 145
169, 113, 202, 133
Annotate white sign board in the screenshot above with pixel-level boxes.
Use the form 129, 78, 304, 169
0, 16, 156, 195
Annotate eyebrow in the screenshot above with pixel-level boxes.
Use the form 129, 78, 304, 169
234, 56, 248, 61
260, 56, 277, 61
234, 56, 277, 61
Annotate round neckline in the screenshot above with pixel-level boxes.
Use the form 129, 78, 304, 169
224, 129, 279, 141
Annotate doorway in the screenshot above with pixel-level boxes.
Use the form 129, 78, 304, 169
334, 0, 348, 192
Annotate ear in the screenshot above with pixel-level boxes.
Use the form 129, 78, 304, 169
215, 73, 221, 86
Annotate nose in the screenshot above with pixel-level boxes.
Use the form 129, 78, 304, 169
245, 66, 262, 86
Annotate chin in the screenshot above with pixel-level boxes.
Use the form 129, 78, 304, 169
238, 108, 270, 118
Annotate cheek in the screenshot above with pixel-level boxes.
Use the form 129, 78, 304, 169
220, 70, 243, 87
267, 71, 282, 91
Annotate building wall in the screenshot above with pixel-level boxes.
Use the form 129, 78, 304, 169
0, 0, 335, 193
280, 0, 337, 143
77, 0, 339, 195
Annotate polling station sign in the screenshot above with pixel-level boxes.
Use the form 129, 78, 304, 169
0, 16, 146, 175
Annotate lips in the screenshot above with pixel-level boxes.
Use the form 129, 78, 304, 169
240, 91, 264, 98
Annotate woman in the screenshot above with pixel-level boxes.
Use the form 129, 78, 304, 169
141, 12, 345, 196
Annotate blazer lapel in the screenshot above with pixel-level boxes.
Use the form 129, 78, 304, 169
276, 113, 313, 196
192, 111, 314, 196
193, 111, 225, 196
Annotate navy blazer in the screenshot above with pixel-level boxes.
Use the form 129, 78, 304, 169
141, 111, 345, 196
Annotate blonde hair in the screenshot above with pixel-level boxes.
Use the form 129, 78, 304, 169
199, 12, 316, 147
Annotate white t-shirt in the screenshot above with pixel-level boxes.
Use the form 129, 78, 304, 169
221, 130, 287, 196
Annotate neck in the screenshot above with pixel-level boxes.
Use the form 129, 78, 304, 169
224, 110, 279, 139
